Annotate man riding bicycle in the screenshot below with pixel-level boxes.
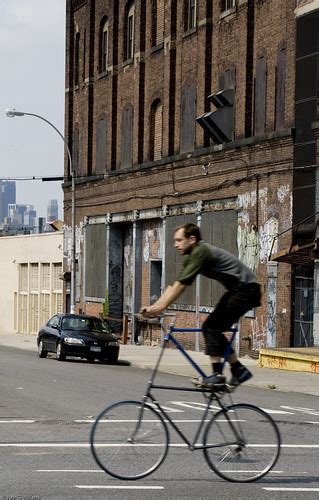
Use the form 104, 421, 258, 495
141, 223, 261, 389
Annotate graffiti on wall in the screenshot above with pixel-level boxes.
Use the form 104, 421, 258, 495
267, 276, 277, 347
237, 224, 259, 275
250, 315, 266, 351
143, 226, 163, 262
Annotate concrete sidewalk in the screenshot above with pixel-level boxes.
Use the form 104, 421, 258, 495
1, 330, 319, 396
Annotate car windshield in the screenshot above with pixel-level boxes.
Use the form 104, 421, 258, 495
61, 317, 110, 333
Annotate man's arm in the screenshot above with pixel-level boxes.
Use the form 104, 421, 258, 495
140, 281, 186, 317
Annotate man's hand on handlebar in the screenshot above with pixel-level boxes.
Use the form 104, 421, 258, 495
140, 305, 163, 317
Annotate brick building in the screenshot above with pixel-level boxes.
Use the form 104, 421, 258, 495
63, 0, 319, 354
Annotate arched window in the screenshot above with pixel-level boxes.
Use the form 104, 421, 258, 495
121, 104, 133, 168
180, 82, 197, 153
184, 0, 196, 31
150, 99, 163, 161
151, 0, 164, 47
254, 56, 267, 136
72, 127, 80, 175
74, 31, 80, 86
99, 18, 109, 73
96, 114, 107, 174
124, 2, 135, 60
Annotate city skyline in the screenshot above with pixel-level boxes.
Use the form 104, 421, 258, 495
0, 1, 65, 220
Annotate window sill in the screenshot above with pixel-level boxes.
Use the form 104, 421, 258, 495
220, 6, 236, 19
123, 57, 133, 68
97, 70, 109, 81
182, 26, 197, 39
150, 41, 164, 54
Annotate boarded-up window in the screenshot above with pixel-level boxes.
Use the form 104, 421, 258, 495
275, 46, 286, 131
124, 2, 135, 60
74, 32, 80, 86
19, 264, 28, 292
218, 68, 235, 90
150, 100, 163, 161
200, 210, 238, 307
180, 83, 197, 154
152, 0, 164, 46
165, 214, 197, 306
41, 264, 51, 291
72, 127, 80, 175
121, 105, 133, 168
100, 18, 109, 73
85, 223, 106, 298
254, 56, 267, 136
30, 264, 39, 291
96, 114, 107, 174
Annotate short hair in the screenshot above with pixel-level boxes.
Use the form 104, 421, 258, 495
175, 223, 201, 242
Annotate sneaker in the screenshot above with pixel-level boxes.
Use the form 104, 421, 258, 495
228, 366, 253, 388
191, 373, 226, 391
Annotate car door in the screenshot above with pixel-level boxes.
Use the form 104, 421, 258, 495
44, 315, 61, 351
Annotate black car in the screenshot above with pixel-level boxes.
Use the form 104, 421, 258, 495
37, 313, 120, 363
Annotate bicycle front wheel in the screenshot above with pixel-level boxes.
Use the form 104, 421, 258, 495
203, 403, 281, 482
90, 400, 169, 480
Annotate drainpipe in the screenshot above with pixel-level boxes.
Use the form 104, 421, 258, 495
160, 207, 168, 339
195, 201, 204, 351
131, 211, 140, 344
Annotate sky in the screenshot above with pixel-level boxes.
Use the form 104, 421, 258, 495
0, 0, 65, 219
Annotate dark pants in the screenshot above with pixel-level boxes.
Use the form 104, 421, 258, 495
202, 282, 261, 357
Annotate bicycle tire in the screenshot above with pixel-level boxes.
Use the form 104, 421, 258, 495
203, 403, 281, 482
90, 400, 169, 480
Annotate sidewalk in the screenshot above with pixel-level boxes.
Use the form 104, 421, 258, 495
1, 330, 319, 396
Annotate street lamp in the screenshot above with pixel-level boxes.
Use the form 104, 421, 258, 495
5, 109, 76, 314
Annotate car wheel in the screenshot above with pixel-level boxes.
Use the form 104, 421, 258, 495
56, 341, 66, 361
38, 340, 48, 358
107, 352, 119, 364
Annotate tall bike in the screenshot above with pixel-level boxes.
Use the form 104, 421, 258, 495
90, 321, 281, 483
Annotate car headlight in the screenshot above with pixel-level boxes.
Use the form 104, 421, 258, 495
63, 337, 84, 345
108, 341, 119, 346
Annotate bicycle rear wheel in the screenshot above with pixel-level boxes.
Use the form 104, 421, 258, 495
90, 400, 169, 480
203, 403, 281, 482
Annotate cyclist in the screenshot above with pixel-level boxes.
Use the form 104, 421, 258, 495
141, 223, 261, 389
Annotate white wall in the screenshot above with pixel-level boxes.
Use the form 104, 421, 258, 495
0, 232, 63, 334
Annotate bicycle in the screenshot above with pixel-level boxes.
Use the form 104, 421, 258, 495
90, 319, 281, 483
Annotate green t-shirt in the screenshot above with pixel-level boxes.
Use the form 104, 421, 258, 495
177, 241, 256, 290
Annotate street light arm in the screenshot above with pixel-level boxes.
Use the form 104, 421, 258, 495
18, 112, 73, 178
5, 108, 76, 314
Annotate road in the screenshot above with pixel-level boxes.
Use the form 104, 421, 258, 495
1, 346, 319, 499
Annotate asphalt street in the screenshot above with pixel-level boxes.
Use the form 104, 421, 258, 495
1, 345, 319, 499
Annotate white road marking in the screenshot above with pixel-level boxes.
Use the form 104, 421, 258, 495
171, 401, 220, 411
264, 488, 319, 492
38, 469, 102, 472
260, 408, 294, 415
147, 402, 184, 413
281, 406, 319, 416
0, 420, 35, 423
75, 485, 164, 490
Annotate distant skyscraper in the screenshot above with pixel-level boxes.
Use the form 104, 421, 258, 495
47, 199, 58, 222
0, 181, 16, 223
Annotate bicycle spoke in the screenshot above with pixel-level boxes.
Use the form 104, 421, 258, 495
203, 403, 281, 482
90, 401, 169, 480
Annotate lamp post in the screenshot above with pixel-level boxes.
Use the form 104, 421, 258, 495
5, 109, 76, 314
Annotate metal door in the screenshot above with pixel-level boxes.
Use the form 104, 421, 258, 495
293, 276, 314, 346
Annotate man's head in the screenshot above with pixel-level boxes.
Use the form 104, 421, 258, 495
174, 224, 201, 255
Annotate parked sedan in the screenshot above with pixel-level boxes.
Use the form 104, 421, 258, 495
37, 313, 120, 363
